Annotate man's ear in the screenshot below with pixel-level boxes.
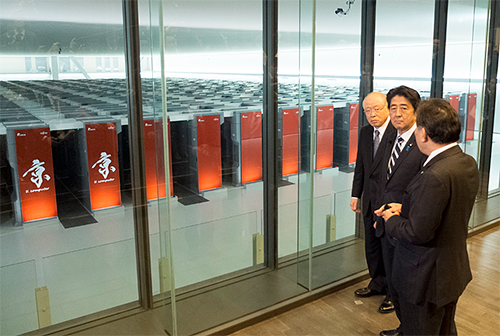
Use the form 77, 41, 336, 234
420, 127, 429, 143
416, 126, 429, 144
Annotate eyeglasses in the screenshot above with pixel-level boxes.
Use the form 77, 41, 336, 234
365, 107, 383, 114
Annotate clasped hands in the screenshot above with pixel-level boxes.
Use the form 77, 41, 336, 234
373, 203, 402, 228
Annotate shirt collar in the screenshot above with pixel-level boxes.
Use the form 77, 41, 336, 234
374, 117, 390, 136
423, 143, 458, 166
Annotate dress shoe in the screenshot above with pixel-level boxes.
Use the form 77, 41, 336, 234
378, 299, 395, 313
379, 329, 402, 336
354, 287, 385, 297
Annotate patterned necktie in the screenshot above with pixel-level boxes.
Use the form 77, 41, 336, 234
373, 130, 380, 157
388, 136, 404, 178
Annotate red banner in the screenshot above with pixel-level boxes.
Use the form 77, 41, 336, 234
15, 127, 57, 222
197, 115, 222, 191
316, 106, 334, 170
144, 119, 172, 200
466, 94, 476, 141
448, 95, 459, 113
349, 104, 359, 164
85, 123, 121, 210
282, 108, 300, 176
240, 111, 262, 183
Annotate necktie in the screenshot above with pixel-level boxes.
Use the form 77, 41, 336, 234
388, 136, 404, 178
373, 130, 380, 157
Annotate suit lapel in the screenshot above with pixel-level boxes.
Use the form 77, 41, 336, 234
371, 123, 396, 171
386, 132, 417, 181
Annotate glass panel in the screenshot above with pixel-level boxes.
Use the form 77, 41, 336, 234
156, 1, 269, 334
296, 0, 316, 291
489, 78, 500, 193
0, 260, 37, 335
42, 239, 137, 324
0, 0, 139, 332
443, 0, 488, 162
374, 0, 435, 93
294, 0, 364, 290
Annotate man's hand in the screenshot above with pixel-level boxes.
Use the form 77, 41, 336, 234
350, 198, 361, 213
374, 203, 402, 221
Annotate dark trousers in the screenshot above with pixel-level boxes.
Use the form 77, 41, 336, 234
363, 213, 386, 293
399, 299, 458, 335
381, 233, 402, 323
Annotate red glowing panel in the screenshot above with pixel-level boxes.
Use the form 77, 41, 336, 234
349, 104, 359, 164
466, 94, 476, 142
86, 123, 121, 210
448, 95, 459, 113
316, 106, 334, 170
144, 119, 173, 200
282, 108, 299, 176
197, 115, 222, 191
15, 127, 57, 222
241, 111, 262, 183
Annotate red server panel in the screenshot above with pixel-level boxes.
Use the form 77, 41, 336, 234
448, 95, 459, 112
316, 106, 334, 170
349, 104, 359, 164
467, 94, 477, 141
282, 108, 300, 176
197, 115, 222, 191
15, 127, 57, 222
86, 122, 121, 210
240, 111, 262, 183
144, 119, 173, 200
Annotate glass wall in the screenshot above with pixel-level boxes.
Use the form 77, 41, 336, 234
0, 0, 140, 334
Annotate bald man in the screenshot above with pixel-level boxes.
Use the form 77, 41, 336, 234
351, 92, 397, 313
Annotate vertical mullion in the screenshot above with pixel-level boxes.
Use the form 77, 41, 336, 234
430, 0, 449, 98
478, 0, 500, 198
123, 0, 153, 309
263, 0, 279, 270
359, 0, 376, 128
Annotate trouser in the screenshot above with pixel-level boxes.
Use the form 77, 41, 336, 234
399, 299, 459, 335
363, 213, 386, 293
381, 233, 401, 322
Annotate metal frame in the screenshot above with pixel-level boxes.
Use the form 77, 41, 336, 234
359, 0, 376, 128
123, 0, 153, 310
430, 0, 449, 98
262, 0, 279, 270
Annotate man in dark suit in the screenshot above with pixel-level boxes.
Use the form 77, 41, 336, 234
351, 92, 396, 314
377, 98, 479, 335
375, 86, 427, 336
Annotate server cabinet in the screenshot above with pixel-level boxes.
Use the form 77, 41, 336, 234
447, 94, 466, 143
464, 93, 477, 142
316, 105, 334, 170
188, 113, 223, 192
143, 118, 173, 199
6, 123, 58, 225
78, 118, 122, 211
333, 102, 358, 169
300, 105, 334, 172
232, 110, 262, 185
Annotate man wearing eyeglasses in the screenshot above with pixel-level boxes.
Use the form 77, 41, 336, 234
351, 92, 396, 313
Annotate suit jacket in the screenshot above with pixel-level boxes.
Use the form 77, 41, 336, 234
351, 122, 397, 218
375, 131, 427, 237
385, 146, 479, 307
